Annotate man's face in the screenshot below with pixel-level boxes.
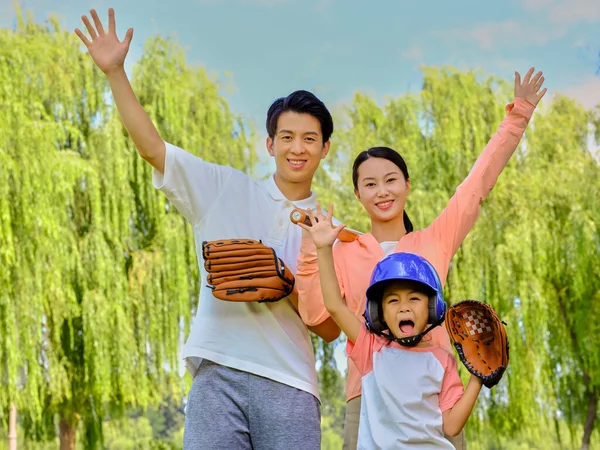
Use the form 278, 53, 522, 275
266, 111, 330, 186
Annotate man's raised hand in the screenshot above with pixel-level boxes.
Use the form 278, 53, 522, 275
75, 8, 133, 75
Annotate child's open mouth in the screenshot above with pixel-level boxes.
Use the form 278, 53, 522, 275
399, 320, 415, 335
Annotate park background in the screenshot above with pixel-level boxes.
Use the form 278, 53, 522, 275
0, 0, 599, 448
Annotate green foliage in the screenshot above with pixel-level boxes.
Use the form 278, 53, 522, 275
313, 68, 600, 446
312, 335, 346, 440
101, 397, 185, 450
0, 6, 253, 448
320, 416, 344, 450
1, 6, 599, 450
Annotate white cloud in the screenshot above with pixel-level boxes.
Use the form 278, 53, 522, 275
402, 45, 423, 62
437, 20, 566, 51
488, 57, 533, 73
547, 0, 600, 23
523, 0, 600, 23
437, 0, 596, 52
556, 76, 600, 110
522, 0, 555, 10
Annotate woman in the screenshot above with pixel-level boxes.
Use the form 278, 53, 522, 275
296, 68, 546, 449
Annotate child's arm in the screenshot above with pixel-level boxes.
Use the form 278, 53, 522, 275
298, 204, 361, 343
75, 9, 166, 173
315, 245, 361, 343
442, 375, 483, 437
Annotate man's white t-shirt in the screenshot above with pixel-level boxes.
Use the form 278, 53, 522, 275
153, 142, 320, 399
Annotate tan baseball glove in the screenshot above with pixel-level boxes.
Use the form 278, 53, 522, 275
445, 300, 509, 388
202, 239, 295, 303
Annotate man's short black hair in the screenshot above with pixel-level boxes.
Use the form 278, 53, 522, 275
266, 90, 333, 143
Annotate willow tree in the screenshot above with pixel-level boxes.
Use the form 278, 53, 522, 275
312, 68, 600, 447
0, 8, 253, 449
495, 96, 600, 449
409, 69, 552, 438
415, 76, 599, 448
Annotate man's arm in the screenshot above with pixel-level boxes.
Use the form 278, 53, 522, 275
106, 70, 166, 172
75, 8, 165, 172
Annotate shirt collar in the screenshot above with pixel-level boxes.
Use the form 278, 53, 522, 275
263, 174, 317, 209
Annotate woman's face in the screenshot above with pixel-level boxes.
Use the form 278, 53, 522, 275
354, 157, 410, 223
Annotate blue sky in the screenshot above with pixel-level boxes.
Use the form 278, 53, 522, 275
2, 0, 599, 372
3, 0, 599, 129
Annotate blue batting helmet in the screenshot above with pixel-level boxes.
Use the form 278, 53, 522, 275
364, 252, 446, 335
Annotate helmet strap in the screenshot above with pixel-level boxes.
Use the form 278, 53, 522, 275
365, 311, 445, 347
392, 323, 434, 347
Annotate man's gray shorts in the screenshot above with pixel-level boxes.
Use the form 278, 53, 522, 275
183, 359, 321, 450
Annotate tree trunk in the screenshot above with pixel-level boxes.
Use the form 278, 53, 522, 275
581, 385, 598, 450
59, 415, 79, 450
8, 403, 17, 450
555, 293, 598, 450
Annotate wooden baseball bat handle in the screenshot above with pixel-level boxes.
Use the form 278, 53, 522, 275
290, 208, 361, 242
290, 209, 312, 227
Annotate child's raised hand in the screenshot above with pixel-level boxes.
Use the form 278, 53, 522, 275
298, 203, 346, 250
514, 67, 547, 106
75, 8, 133, 75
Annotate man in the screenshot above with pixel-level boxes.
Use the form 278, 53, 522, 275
76, 8, 339, 449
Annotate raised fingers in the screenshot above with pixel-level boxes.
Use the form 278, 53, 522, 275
534, 75, 545, 91
523, 67, 535, 84
81, 14, 98, 40
327, 203, 335, 221
514, 71, 522, 91
74, 28, 91, 47
108, 8, 116, 36
314, 203, 325, 221
123, 28, 134, 46
530, 70, 543, 87
306, 208, 318, 226
536, 87, 548, 101
297, 221, 310, 232
334, 223, 347, 234
90, 9, 105, 36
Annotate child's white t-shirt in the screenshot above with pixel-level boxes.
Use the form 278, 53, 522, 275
349, 325, 464, 449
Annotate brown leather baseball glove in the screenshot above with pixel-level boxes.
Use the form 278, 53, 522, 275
445, 300, 509, 388
202, 239, 295, 303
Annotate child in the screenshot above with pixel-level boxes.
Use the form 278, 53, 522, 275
300, 208, 482, 448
